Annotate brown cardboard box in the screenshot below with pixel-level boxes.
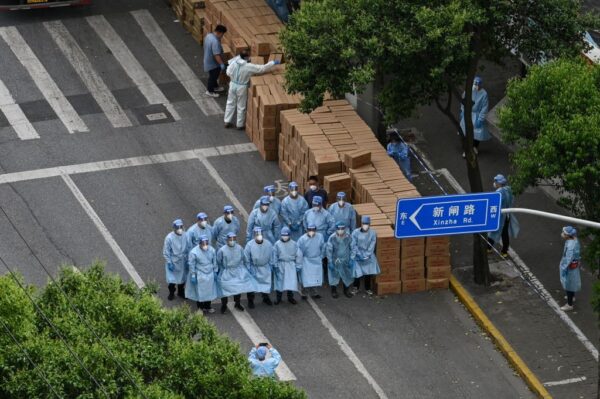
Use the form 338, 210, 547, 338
344, 149, 371, 169
427, 278, 449, 290
426, 236, 450, 246
425, 242, 450, 257
427, 266, 451, 279
402, 279, 426, 293
375, 281, 402, 295
401, 238, 425, 249
401, 267, 425, 281
401, 245, 424, 259
375, 270, 400, 283
426, 255, 451, 268
401, 255, 424, 270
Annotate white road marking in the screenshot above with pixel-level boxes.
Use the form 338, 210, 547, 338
61, 174, 145, 288
0, 143, 256, 185
229, 305, 296, 381
0, 78, 39, 140
307, 297, 390, 399
196, 154, 295, 380
130, 9, 222, 116
44, 20, 132, 129
0, 26, 88, 133
543, 376, 587, 387
86, 15, 181, 121
436, 167, 599, 362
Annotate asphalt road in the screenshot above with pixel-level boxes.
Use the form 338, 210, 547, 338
0, 2, 533, 398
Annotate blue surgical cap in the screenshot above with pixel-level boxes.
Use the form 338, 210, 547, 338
562, 226, 577, 236
223, 205, 234, 213
336, 221, 346, 229
199, 235, 209, 242
264, 185, 275, 193
494, 174, 507, 185
197, 212, 208, 220
312, 196, 322, 205
253, 227, 262, 233
260, 196, 271, 205
336, 192, 346, 199
474, 76, 483, 86
227, 232, 237, 239
281, 227, 290, 236
257, 346, 267, 360
361, 216, 371, 224
173, 219, 183, 228
307, 224, 317, 230
288, 182, 298, 189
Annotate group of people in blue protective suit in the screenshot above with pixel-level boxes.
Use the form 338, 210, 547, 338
162, 183, 381, 314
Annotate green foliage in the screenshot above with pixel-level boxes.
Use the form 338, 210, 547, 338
0, 263, 306, 399
499, 58, 600, 309
280, 0, 596, 123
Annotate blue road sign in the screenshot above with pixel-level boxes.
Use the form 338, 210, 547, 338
395, 192, 502, 239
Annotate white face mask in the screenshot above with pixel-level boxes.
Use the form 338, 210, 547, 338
260, 205, 269, 212
269, 195, 275, 202
255, 234, 263, 243
473, 85, 479, 92
290, 190, 298, 197
307, 231, 316, 237
175, 228, 183, 235
281, 236, 290, 242
199, 221, 207, 228
227, 240, 235, 247
337, 229, 345, 236
309, 185, 317, 191
362, 224, 370, 231
225, 214, 233, 221
313, 205, 321, 211
338, 200, 345, 207
201, 244, 209, 251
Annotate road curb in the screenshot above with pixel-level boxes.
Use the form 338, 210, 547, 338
449, 275, 552, 398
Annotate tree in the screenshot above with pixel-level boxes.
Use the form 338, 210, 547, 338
499, 58, 600, 299
0, 264, 306, 399
280, 0, 596, 285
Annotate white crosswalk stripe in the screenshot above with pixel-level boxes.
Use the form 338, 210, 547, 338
0, 26, 89, 134
131, 9, 223, 116
86, 15, 181, 121
0, 78, 39, 140
44, 20, 133, 129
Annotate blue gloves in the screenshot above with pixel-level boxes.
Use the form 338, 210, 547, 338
168, 263, 175, 272
220, 64, 226, 71
191, 273, 197, 284
475, 119, 483, 129
273, 60, 281, 65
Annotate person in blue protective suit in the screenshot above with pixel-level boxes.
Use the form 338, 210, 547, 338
212, 205, 241, 248
487, 174, 520, 258
253, 185, 282, 216
163, 219, 190, 300
328, 192, 356, 232
351, 216, 380, 296
247, 196, 281, 244
187, 212, 213, 248
559, 226, 581, 311
460, 75, 490, 158
248, 343, 281, 378
297, 224, 325, 299
326, 221, 354, 298
271, 227, 300, 304
244, 227, 274, 307
386, 129, 412, 182
216, 232, 255, 313
280, 181, 309, 242
303, 196, 335, 241
185, 235, 218, 313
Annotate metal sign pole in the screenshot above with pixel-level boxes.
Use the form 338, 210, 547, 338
502, 208, 600, 230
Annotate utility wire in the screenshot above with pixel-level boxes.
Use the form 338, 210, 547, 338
0, 255, 110, 398
0, 204, 148, 399
0, 317, 62, 398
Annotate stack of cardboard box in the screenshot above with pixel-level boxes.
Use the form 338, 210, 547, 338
425, 237, 451, 289
204, 0, 285, 62
169, 0, 206, 44
400, 239, 426, 293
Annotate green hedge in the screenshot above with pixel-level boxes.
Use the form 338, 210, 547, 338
0, 263, 305, 399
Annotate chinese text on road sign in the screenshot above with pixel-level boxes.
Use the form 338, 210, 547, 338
395, 192, 502, 239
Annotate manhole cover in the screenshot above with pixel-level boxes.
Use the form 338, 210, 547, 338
133, 104, 175, 125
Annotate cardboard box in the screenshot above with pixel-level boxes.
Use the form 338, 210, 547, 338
375, 281, 402, 295
401, 245, 424, 259
425, 243, 450, 257
402, 279, 426, 293
344, 149, 371, 169
426, 255, 451, 268
401, 267, 425, 281
427, 266, 451, 279
427, 278, 449, 290
401, 255, 424, 269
